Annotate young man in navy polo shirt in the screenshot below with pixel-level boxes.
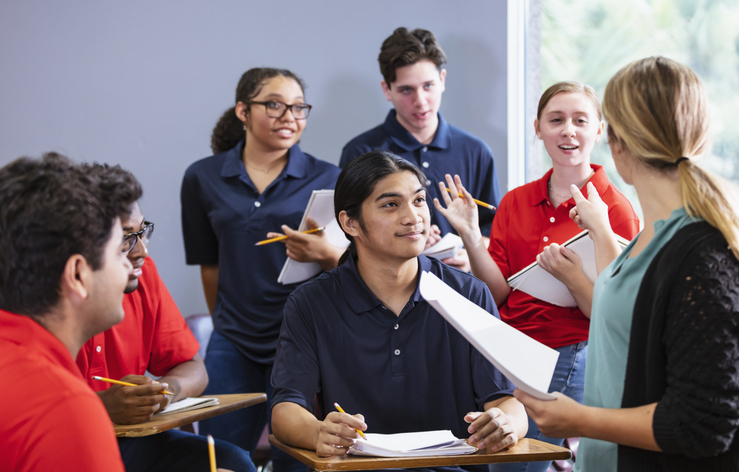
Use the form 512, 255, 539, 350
340, 27, 502, 272
271, 151, 526, 472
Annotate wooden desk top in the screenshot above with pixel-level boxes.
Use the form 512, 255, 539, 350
269, 435, 571, 471
114, 393, 267, 437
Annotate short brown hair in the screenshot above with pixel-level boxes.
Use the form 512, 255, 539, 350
378, 28, 447, 86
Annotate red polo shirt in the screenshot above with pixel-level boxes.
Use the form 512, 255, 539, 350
489, 164, 640, 348
76, 257, 199, 390
0, 309, 124, 472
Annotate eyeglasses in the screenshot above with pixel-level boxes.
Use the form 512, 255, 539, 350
121, 221, 154, 255
248, 100, 312, 120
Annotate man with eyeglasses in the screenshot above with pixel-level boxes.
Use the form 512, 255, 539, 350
76, 164, 256, 472
340, 28, 502, 272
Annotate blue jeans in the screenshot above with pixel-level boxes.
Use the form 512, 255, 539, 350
118, 429, 255, 472
489, 341, 587, 472
200, 330, 306, 472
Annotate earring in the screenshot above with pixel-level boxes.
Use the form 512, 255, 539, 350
243, 124, 247, 131
537, 134, 541, 139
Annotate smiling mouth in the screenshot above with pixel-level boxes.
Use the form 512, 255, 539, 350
559, 145, 578, 150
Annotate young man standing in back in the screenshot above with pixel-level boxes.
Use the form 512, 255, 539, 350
340, 27, 502, 271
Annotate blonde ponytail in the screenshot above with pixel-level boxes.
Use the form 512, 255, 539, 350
603, 56, 739, 259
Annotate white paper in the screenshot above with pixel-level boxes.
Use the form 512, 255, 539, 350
419, 271, 559, 401
347, 430, 477, 457
156, 397, 219, 416
277, 190, 350, 285
507, 230, 630, 307
423, 233, 463, 260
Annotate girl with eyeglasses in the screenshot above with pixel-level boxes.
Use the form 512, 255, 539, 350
181, 68, 342, 472
435, 82, 640, 472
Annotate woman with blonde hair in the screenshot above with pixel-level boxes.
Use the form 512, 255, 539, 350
435, 81, 639, 472
515, 56, 739, 471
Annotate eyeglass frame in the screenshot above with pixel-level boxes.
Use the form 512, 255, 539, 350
121, 221, 155, 255
247, 100, 312, 120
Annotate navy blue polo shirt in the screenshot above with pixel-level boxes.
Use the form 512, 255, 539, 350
181, 141, 341, 364
271, 254, 515, 446
340, 110, 501, 237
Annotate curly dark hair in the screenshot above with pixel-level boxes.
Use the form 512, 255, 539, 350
378, 27, 447, 87
334, 150, 427, 265
210, 68, 306, 154
0, 153, 142, 318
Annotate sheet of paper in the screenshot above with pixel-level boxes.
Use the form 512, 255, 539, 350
347, 430, 477, 457
419, 271, 559, 401
156, 397, 219, 416
507, 230, 630, 307
423, 233, 463, 260
277, 190, 350, 285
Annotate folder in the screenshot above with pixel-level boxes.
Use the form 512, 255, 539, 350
277, 190, 350, 285
507, 230, 630, 307
348, 430, 477, 457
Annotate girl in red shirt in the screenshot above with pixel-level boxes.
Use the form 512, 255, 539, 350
435, 82, 640, 472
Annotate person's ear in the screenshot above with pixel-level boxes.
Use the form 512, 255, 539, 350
438, 68, 447, 93
534, 119, 541, 139
235, 102, 249, 127
595, 121, 605, 142
60, 254, 91, 302
381, 80, 393, 102
339, 211, 360, 238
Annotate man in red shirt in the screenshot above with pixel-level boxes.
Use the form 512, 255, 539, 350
76, 164, 255, 472
0, 153, 137, 472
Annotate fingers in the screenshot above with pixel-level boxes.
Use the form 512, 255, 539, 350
466, 409, 517, 452
316, 412, 367, 457
585, 182, 602, 204
569, 184, 586, 204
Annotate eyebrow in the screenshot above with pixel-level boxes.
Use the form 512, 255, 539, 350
122, 217, 145, 232
261, 93, 304, 101
546, 110, 590, 115
374, 187, 425, 202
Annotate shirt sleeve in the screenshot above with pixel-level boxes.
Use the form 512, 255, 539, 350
27, 394, 125, 472
488, 193, 513, 281
145, 260, 200, 376
652, 239, 739, 457
271, 292, 321, 414
181, 166, 219, 266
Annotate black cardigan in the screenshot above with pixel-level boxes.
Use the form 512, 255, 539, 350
618, 221, 739, 471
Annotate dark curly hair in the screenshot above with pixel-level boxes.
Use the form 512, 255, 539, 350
334, 150, 427, 265
0, 153, 142, 318
210, 68, 306, 154
378, 27, 447, 87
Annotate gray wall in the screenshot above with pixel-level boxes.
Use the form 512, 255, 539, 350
0, 0, 508, 316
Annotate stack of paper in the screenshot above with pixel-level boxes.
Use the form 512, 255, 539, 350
419, 271, 559, 400
277, 190, 350, 285
423, 233, 463, 260
348, 430, 477, 457
507, 230, 630, 307
156, 397, 219, 416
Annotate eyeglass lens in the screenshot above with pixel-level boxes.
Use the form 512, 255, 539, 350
263, 101, 311, 119
121, 222, 154, 254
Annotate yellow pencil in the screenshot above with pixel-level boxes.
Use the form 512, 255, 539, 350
255, 227, 326, 246
91, 375, 173, 395
445, 188, 496, 210
334, 402, 367, 440
208, 434, 217, 472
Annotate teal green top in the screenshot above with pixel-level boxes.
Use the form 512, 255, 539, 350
575, 207, 696, 472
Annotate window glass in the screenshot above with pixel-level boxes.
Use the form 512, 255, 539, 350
537, 0, 739, 215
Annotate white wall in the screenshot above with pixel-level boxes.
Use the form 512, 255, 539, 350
0, 0, 508, 315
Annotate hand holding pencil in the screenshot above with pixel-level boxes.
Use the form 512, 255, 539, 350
94, 375, 174, 425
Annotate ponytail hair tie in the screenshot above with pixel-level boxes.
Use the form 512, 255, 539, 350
676, 156, 690, 166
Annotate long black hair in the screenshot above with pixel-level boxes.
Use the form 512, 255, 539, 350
210, 68, 306, 154
334, 150, 427, 265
